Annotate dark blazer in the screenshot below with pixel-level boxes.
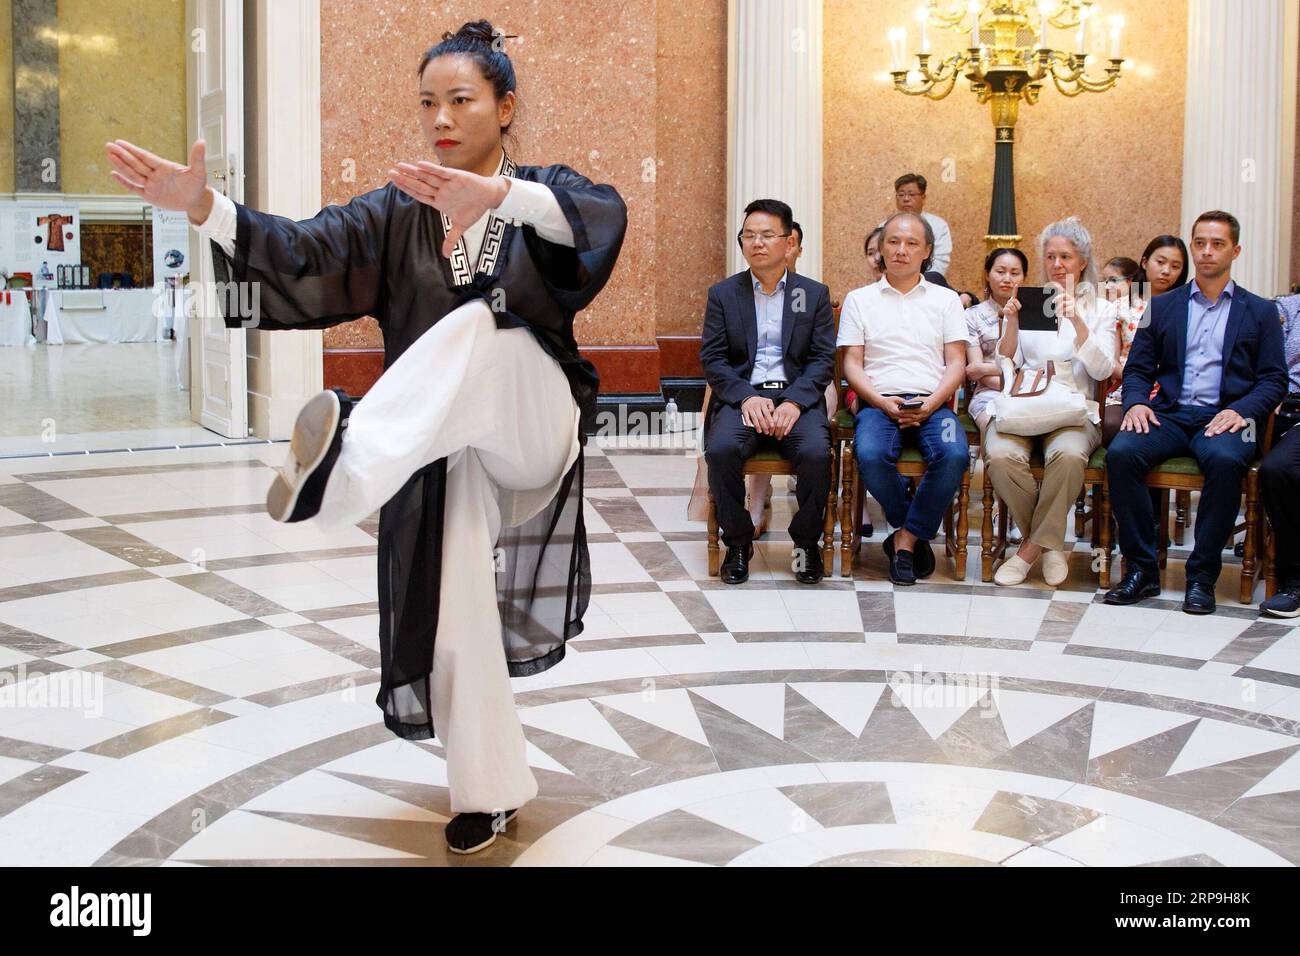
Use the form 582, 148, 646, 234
699, 269, 836, 421
1122, 280, 1288, 424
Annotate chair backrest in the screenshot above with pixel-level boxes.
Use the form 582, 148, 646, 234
832, 303, 846, 410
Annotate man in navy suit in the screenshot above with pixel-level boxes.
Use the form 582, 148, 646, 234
701, 199, 836, 585
1105, 210, 1288, 615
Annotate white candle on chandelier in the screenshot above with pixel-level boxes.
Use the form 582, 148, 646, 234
1108, 14, 1124, 58
1037, 0, 1050, 49
969, 0, 980, 47
888, 27, 903, 70
916, 7, 930, 53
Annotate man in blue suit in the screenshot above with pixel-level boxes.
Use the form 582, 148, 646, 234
1105, 210, 1288, 614
701, 199, 836, 585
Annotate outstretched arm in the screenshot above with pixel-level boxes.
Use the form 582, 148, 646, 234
107, 138, 390, 331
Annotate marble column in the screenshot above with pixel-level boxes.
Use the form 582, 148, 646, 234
727, 0, 823, 280
13, 0, 60, 192
1181, 0, 1296, 295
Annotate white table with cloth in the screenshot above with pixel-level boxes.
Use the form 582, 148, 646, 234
0, 292, 36, 347
40, 289, 167, 345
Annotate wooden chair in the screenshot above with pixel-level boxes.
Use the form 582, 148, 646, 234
836, 347, 971, 580
981, 379, 1113, 586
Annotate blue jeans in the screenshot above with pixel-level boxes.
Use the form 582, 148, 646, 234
854, 399, 969, 542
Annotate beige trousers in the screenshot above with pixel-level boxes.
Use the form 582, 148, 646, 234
983, 419, 1100, 552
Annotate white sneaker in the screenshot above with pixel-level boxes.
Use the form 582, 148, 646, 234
994, 554, 1034, 586
1042, 550, 1070, 586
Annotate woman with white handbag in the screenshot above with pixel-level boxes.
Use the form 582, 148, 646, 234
985, 217, 1118, 586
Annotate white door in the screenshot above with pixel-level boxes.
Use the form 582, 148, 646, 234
187, 0, 248, 438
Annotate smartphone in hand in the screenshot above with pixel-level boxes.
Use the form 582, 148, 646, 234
899, 398, 925, 410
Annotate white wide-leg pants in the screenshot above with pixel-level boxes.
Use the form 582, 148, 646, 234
314, 299, 581, 814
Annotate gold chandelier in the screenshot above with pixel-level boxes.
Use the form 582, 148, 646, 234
887, 0, 1127, 249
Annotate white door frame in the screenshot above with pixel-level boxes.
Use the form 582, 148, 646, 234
187, 0, 249, 438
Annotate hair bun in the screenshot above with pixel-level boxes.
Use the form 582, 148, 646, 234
453, 19, 498, 45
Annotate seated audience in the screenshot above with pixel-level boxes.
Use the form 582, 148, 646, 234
838, 211, 968, 585
701, 199, 836, 585
985, 218, 1117, 587
1105, 211, 1287, 615
1259, 292, 1300, 617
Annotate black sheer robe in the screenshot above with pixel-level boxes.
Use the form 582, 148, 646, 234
206, 159, 627, 739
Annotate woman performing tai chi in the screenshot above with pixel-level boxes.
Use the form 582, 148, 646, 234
105, 20, 627, 854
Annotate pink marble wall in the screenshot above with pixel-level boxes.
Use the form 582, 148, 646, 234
319, 0, 658, 351
655, 0, 728, 338
823, 0, 1188, 304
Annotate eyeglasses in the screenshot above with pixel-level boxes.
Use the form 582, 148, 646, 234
895, 191, 924, 200
738, 231, 791, 245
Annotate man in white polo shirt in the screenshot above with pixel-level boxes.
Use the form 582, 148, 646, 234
838, 212, 969, 585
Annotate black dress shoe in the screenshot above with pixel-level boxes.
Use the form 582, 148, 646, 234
913, 538, 936, 579
721, 543, 754, 585
267, 388, 351, 523
445, 809, 518, 855
1182, 581, 1216, 615
1103, 567, 1161, 605
793, 546, 824, 585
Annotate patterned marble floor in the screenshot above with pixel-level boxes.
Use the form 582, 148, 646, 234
0, 436, 1296, 867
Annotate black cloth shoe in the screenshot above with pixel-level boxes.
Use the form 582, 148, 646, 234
793, 545, 825, 585
883, 532, 916, 586
721, 543, 754, 585
267, 388, 351, 523
445, 809, 518, 855
913, 538, 936, 579
1103, 567, 1161, 606
883, 532, 930, 583
1182, 581, 1217, 616
1261, 586, 1300, 619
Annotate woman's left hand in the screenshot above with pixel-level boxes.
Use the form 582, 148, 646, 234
387, 161, 510, 256
1058, 291, 1090, 335
1056, 291, 1078, 323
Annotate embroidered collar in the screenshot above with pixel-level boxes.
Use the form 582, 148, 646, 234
442, 150, 518, 287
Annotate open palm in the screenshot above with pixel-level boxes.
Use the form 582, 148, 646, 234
105, 139, 208, 212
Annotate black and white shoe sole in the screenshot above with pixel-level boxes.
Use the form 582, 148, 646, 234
266, 389, 347, 523
1261, 604, 1300, 619
447, 810, 518, 855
